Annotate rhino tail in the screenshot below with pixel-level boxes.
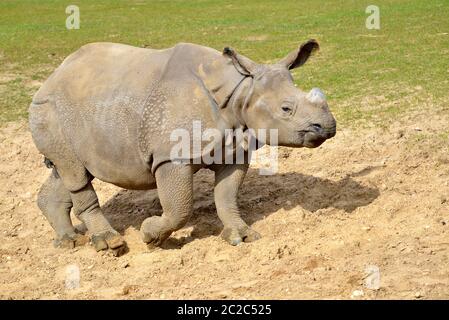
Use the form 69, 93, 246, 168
44, 157, 60, 178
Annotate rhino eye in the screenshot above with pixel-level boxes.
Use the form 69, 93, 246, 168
281, 105, 293, 115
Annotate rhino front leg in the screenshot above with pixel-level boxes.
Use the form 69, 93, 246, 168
71, 182, 126, 256
213, 164, 261, 245
141, 163, 193, 246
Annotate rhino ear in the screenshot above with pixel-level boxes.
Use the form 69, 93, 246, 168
223, 47, 258, 76
279, 39, 319, 70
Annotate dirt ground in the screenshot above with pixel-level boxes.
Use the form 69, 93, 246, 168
1, 97, 448, 299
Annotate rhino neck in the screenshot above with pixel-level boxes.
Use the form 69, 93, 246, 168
193, 50, 266, 131
228, 76, 254, 129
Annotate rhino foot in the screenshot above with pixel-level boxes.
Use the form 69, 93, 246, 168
221, 226, 261, 246
91, 231, 127, 257
140, 216, 173, 247
53, 232, 89, 249
74, 223, 87, 234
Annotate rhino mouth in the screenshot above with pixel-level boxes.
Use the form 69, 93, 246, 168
302, 131, 327, 148
297, 124, 335, 148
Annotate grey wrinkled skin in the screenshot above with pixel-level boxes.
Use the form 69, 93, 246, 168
29, 40, 336, 255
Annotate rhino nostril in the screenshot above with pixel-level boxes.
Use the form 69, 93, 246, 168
311, 123, 322, 132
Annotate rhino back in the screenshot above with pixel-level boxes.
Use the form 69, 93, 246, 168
33, 43, 174, 189
32, 42, 241, 187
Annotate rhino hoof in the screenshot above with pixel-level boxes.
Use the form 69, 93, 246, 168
243, 228, 262, 242
140, 216, 171, 247
91, 231, 127, 256
53, 233, 89, 249
74, 223, 88, 234
221, 227, 261, 246
230, 238, 242, 246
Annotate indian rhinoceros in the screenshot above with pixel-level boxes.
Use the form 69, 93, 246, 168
29, 40, 336, 256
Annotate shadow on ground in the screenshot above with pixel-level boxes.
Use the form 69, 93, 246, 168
102, 168, 379, 248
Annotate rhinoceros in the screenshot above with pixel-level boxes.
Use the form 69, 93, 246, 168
29, 40, 336, 255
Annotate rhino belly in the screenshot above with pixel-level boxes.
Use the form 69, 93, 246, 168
78, 130, 156, 190
79, 136, 157, 190
86, 161, 156, 191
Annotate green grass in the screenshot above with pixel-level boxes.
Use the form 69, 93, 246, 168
0, 0, 448, 124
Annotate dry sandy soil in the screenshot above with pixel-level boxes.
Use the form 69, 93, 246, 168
1, 95, 448, 299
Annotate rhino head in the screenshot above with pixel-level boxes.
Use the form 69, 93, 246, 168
224, 39, 336, 148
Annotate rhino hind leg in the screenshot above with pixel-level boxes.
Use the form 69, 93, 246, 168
140, 163, 193, 246
37, 172, 89, 249
70, 182, 127, 256
213, 164, 261, 246
30, 100, 126, 256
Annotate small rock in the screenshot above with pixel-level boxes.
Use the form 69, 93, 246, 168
351, 289, 364, 299
415, 292, 422, 298
414, 127, 422, 132
120, 261, 130, 268
122, 285, 139, 295
213, 253, 230, 262
23, 192, 32, 199
16, 246, 29, 254
395, 130, 404, 139
286, 200, 292, 206
216, 290, 230, 298
279, 148, 291, 159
